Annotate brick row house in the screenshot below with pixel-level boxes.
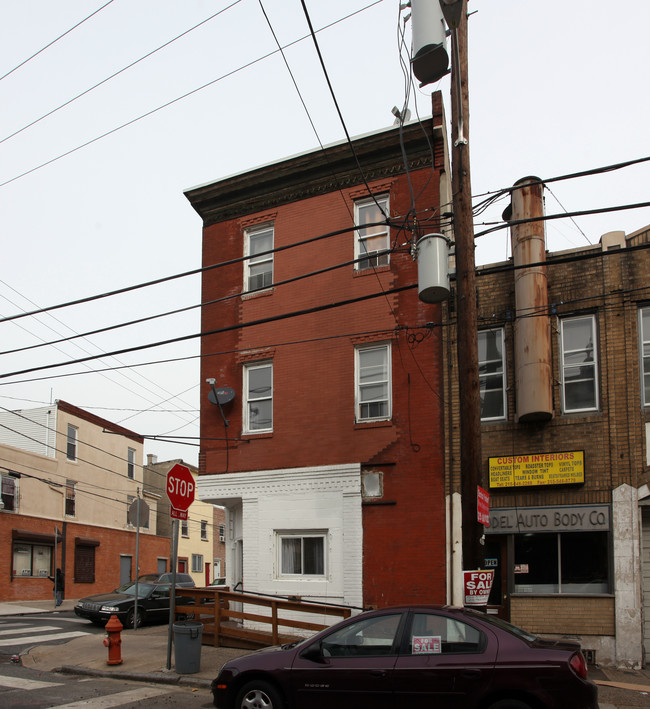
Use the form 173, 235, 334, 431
0, 400, 170, 601
185, 93, 451, 610
442, 177, 650, 667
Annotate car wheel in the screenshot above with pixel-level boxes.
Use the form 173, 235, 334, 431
488, 700, 533, 709
236, 680, 284, 709
125, 608, 143, 629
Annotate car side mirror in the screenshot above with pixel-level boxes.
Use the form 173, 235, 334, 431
301, 641, 327, 664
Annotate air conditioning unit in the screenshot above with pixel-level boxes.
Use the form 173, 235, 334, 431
219, 535, 225, 543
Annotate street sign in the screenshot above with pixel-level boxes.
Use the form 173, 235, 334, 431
170, 507, 188, 520
127, 498, 150, 527
166, 463, 195, 512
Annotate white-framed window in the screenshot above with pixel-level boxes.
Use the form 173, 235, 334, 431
640, 307, 650, 406
13, 542, 52, 578
65, 480, 76, 517
277, 532, 326, 577
127, 447, 136, 479
181, 519, 189, 537
560, 315, 598, 413
66, 424, 78, 461
245, 224, 274, 292
191, 554, 204, 573
355, 344, 391, 421
354, 195, 389, 270
478, 328, 506, 421
243, 361, 273, 433
201, 520, 208, 541
1, 473, 18, 512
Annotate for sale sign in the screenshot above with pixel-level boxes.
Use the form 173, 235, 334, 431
413, 636, 442, 654
463, 569, 495, 607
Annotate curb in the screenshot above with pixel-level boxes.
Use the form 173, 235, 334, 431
57, 665, 213, 689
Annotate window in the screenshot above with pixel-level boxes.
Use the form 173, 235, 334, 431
181, 519, 189, 537
201, 520, 208, 541
641, 307, 650, 406
65, 480, 76, 517
514, 531, 609, 594
356, 344, 391, 421
1, 474, 18, 511
478, 328, 506, 420
409, 612, 483, 654
560, 315, 598, 413
13, 543, 51, 577
245, 224, 274, 291
244, 361, 273, 432
354, 195, 389, 270
127, 448, 136, 479
191, 554, 204, 573
66, 424, 78, 461
321, 613, 401, 657
278, 532, 326, 577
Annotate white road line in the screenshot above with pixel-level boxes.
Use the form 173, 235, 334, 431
53, 686, 171, 708
0, 625, 60, 636
0, 630, 89, 646
0, 675, 63, 690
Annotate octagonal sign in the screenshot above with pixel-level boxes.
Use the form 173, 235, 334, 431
166, 463, 195, 513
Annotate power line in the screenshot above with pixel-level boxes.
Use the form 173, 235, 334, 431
0, 0, 116, 82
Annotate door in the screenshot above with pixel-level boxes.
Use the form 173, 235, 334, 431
485, 535, 509, 620
291, 612, 402, 709
120, 555, 132, 585
641, 507, 650, 663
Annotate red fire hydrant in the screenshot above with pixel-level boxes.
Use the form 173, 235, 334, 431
103, 614, 123, 665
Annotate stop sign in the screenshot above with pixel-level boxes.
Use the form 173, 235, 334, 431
166, 463, 195, 511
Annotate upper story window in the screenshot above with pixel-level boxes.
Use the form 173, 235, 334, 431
640, 307, 650, 406
354, 195, 389, 270
560, 315, 598, 413
245, 224, 274, 292
356, 344, 391, 422
66, 424, 78, 461
1, 473, 18, 512
243, 361, 273, 433
127, 448, 136, 479
65, 480, 76, 516
181, 519, 189, 537
201, 520, 208, 541
478, 328, 506, 421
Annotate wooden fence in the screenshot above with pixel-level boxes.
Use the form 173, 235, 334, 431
175, 588, 353, 649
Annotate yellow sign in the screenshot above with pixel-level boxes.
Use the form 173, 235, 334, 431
488, 451, 584, 488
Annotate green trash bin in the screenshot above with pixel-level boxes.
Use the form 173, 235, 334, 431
173, 621, 203, 674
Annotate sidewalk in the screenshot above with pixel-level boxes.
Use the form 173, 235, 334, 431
3, 600, 650, 706
1, 598, 248, 689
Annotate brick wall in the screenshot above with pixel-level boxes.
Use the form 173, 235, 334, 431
511, 595, 615, 636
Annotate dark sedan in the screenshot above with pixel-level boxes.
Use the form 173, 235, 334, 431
211, 605, 598, 709
74, 581, 194, 629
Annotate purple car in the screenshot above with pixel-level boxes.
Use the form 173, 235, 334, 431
211, 605, 598, 709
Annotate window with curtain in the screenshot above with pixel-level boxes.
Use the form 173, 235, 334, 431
278, 532, 326, 577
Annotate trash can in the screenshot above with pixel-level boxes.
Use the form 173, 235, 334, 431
173, 621, 203, 674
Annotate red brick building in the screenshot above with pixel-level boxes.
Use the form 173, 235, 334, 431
185, 93, 450, 609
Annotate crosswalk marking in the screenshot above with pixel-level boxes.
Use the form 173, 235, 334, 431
53, 686, 171, 708
0, 624, 61, 636
0, 675, 63, 690
0, 630, 89, 647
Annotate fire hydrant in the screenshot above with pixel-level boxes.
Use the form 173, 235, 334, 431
103, 614, 123, 665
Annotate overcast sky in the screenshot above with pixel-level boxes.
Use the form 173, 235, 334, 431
1, 0, 648, 468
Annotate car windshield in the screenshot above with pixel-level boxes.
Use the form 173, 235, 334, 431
114, 582, 155, 597
468, 610, 537, 643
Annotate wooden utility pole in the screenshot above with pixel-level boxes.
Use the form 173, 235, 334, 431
450, 1, 484, 572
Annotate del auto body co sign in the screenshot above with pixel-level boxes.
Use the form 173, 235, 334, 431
485, 504, 610, 534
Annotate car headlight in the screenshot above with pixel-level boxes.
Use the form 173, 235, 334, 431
101, 605, 121, 612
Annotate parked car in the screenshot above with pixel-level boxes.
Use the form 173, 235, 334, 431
74, 580, 195, 628
211, 605, 598, 709
208, 577, 227, 587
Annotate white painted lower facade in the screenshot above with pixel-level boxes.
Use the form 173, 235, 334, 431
197, 463, 363, 611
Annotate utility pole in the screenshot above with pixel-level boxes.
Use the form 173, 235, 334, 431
449, 1, 484, 572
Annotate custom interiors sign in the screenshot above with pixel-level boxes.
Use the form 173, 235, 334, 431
488, 450, 585, 488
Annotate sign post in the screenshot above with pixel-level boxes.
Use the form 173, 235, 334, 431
165, 464, 195, 670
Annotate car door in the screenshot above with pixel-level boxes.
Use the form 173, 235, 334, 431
147, 583, 172, 622
290, 611, 404, 709
392, 610, 497, 708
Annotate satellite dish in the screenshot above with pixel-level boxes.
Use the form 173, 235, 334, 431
208, 386, 236, 406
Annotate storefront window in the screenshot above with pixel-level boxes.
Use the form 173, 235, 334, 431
514, 531, 608, 594
13, 543, 52, 577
